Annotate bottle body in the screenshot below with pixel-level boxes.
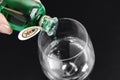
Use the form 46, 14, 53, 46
0, 0, 46, 31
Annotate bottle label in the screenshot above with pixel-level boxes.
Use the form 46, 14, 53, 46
18, 26, 41, 41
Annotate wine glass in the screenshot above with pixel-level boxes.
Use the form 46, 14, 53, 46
38, 18, 95, 80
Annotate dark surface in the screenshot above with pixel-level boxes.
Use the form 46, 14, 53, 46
0, 0, 120, 80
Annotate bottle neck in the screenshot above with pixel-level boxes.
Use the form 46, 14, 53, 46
39, 15, 58, 36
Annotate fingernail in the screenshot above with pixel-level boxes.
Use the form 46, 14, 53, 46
0, 24, 12, 35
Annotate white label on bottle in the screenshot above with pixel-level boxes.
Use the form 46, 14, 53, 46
18, 26, 41, 41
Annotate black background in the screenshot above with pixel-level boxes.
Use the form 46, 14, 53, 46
0, 0, 120, 80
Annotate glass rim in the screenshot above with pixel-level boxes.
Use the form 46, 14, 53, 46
38, 18, 89, 61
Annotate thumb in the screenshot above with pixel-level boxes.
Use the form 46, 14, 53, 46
0, 13, 13, 35
34, 0, 41, 2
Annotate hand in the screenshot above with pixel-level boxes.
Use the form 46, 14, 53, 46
0, 0, 41, 35
0, 13, 13, 35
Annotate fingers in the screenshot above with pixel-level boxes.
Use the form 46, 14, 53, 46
0, 13, 13, 35
34, 0, 41, 2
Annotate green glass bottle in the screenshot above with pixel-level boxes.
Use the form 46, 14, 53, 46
0, 0, 46, 31
0, 0, 57, 35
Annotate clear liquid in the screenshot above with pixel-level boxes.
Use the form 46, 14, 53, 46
41, 37, 94, 80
